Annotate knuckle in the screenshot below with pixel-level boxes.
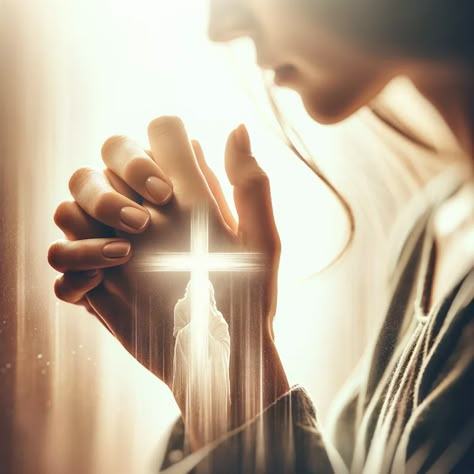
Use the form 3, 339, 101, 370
69, 167, 95, 194
93, 191, 117, 218
101, 135, 128, 161
251, 172, 270, 188
123, 155, 151, 181
265, 243, 281, 268
54, 275, 81, 303
54, 277, 68, 301
262, 233, 281, 260
53, 201, 76, 229
241, 172, 271, 197
271, 236, 282, 260
48, 241, 66, 271
147, 115, 185, 137
268, 226, 281, 260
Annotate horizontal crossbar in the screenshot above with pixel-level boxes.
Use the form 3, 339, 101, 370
132, 252, 264, 272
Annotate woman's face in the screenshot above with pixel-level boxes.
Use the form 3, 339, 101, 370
208, 0, 396, 124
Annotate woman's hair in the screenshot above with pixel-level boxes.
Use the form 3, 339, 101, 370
265, 83, 356, 273
301, 0, 474, 62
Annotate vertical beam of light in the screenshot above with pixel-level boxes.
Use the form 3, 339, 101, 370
188, 205, 213, 444
189, 205, 210, 362
133, 204, 264, 445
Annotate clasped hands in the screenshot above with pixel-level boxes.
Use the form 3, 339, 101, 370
48, 116, 289, 443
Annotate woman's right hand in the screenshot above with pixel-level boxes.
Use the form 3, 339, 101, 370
48, 117, 288, 427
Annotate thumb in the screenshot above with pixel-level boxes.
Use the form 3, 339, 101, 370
225, 124, 280, 257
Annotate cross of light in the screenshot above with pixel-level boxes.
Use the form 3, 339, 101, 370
132, 206, 263, 350
132, 206, 263, 274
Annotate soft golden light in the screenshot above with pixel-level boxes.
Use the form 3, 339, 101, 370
2, 0, 404, 472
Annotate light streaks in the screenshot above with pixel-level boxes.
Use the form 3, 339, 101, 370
133, 205, 264, 445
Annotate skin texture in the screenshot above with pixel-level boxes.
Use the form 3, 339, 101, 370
208, 0, 395, 124
49, 119, 288, 445
49, 0, 474, 448
209, 0, 474, 149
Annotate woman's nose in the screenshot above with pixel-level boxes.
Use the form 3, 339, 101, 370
207, 0, 254, 43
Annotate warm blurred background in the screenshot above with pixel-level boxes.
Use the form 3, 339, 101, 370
0, 0, 451, 473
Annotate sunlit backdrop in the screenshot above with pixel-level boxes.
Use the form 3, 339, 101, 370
0, 0, 451, 472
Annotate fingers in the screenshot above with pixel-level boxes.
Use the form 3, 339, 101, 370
48, 238, 132, 273
192, 139, 238, 233
147, 116, 212, 207
225, 124, 280, 256
101, 135, 173, 205
54, 270, 104, 304
54, 201, 113, 240
69, 167, 151, 233
104, 168, 142, 203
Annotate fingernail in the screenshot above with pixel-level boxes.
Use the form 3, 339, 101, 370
120, 207, 149, 231
234, 124, 251, 154
103, 241, 131, 258
145, 177, 173, 204
84, 269, 99, 278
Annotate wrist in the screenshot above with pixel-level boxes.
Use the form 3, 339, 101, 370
229, 328, 289, 428
172, 332, 289, 452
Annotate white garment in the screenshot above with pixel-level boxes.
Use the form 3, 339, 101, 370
171, 280, 231, 441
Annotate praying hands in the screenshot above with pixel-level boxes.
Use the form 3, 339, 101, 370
48, 116, 289, 448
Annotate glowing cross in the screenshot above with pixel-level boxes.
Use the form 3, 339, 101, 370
132, 206, 263, 274
132, 206, 263, 347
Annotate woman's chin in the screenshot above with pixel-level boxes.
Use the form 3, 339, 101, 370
301, 90, 360, 125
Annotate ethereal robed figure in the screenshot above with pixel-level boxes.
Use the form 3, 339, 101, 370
48, 0, 474, 472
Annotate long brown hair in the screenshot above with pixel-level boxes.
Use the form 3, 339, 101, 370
264, 79, 356, 273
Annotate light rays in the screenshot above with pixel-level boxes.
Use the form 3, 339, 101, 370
134, 205, 264, 444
